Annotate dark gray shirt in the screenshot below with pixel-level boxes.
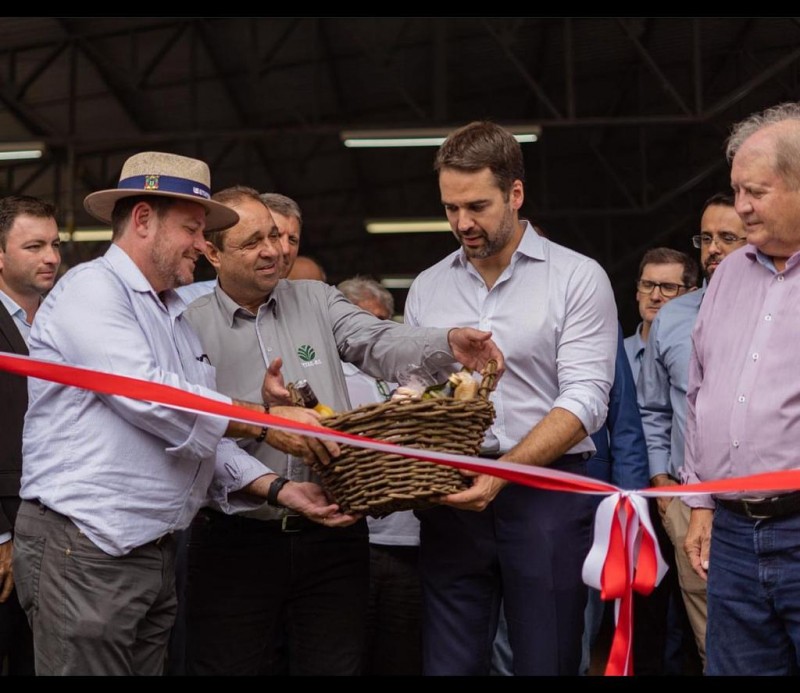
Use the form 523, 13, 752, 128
184, 278, 455, 520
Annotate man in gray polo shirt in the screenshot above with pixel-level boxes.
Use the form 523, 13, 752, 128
181, 184, 503, 676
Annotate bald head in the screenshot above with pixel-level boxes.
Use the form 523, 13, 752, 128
287, 255, 326, 282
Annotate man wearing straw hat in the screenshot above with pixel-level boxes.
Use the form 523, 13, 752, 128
12, 152, 350, 676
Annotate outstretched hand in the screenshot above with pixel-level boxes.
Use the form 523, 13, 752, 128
261, 357, 292, 406
279, 481, 362, 528
436, 472, 507, 512
447, 328, 505, 379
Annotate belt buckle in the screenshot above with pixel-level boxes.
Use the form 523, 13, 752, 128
281, 514, 303, 533
741, 498, 772, 520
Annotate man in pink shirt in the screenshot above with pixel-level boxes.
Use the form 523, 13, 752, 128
683, 101, 800, 675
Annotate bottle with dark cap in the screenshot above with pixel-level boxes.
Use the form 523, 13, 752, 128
293, 379, 335, 417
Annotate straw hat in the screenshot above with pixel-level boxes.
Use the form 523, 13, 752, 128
83, 151, 239, 232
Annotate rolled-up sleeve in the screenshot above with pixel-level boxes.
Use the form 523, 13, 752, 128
206, 437, 276, 514
552, 260, 617, 436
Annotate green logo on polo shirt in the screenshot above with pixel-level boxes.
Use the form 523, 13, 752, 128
297, 345, 316, 362
297, 344, 322, 368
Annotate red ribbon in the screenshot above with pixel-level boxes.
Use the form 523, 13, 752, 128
4, 351, 800, 676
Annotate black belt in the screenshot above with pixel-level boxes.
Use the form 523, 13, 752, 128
277, 514, 312, 533
717, 491, 800, 520
196, 508, 315, 533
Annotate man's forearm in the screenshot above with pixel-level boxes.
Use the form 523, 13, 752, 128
224, 400, 267, 439
503, 407, 588, 467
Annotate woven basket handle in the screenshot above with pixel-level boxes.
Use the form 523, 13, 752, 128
478, 359, 499, 400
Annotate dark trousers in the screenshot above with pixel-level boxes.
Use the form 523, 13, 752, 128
364, 544, 422, 676
0, 497, 34, 676
418, 454, 595, 676
633, 499, 702, 675
165, 527, 191, 676
13, 500, 177, 675
184, 510, 369, 676
631, 498, 672, 674
0, 585, 34, 676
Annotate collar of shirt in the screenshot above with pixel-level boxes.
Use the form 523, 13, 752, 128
748, 245, 800, 274
0, 287, 27, 325
450, 220, 546, 273
104, 244, 187, 318
211, 281, 279, 327
0, 287, 32, 344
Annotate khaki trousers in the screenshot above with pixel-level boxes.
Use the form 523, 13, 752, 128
661, 497, 707, 667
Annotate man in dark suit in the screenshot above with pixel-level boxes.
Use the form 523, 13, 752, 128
0, 195, 61, 676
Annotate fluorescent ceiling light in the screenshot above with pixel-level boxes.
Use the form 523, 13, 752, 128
0, 141, 45, 161
59, 228, 113, 242
342, 125, 540, 148
366, 219, 451, 234
380, 277, 416, 289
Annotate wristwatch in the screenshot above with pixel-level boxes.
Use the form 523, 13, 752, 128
266, 476, 290, 508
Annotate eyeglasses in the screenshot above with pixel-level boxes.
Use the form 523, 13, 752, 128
691, 233, 747, 249
636, 279, 687, 298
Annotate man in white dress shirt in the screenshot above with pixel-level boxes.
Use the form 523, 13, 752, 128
405, 121, 617, 675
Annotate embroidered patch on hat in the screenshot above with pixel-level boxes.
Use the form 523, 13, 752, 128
144, 175, 160, 191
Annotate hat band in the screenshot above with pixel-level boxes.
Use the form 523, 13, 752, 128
118, 174, 211, 200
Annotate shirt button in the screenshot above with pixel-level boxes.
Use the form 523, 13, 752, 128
765, 314, 772, 321
732, 440, 740, 448
752, 353, 759, 361
738, 395, 746, 403
778, 275, 785, 282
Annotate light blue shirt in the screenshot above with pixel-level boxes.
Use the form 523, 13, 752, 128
0, 289, 32, 344
404, 223, 617, 455
623, 323, 645, 382
175, 278, 217, 303
21, 244, 271, 556
637, 286, 705, 480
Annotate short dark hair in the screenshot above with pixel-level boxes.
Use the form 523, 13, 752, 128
434, 121, 525, 198
207, 185, 266, 249
638, 246, 700, 289
110, 195, 176, 241
0, 195, 56, 249
701, 192, 734, 215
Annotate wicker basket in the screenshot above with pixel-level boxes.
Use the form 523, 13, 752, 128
312, 361, 498, 517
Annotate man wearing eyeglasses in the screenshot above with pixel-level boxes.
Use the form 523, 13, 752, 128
622, 246, 699, 673
624, 247, 699, 381
637, 192, 746, 672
